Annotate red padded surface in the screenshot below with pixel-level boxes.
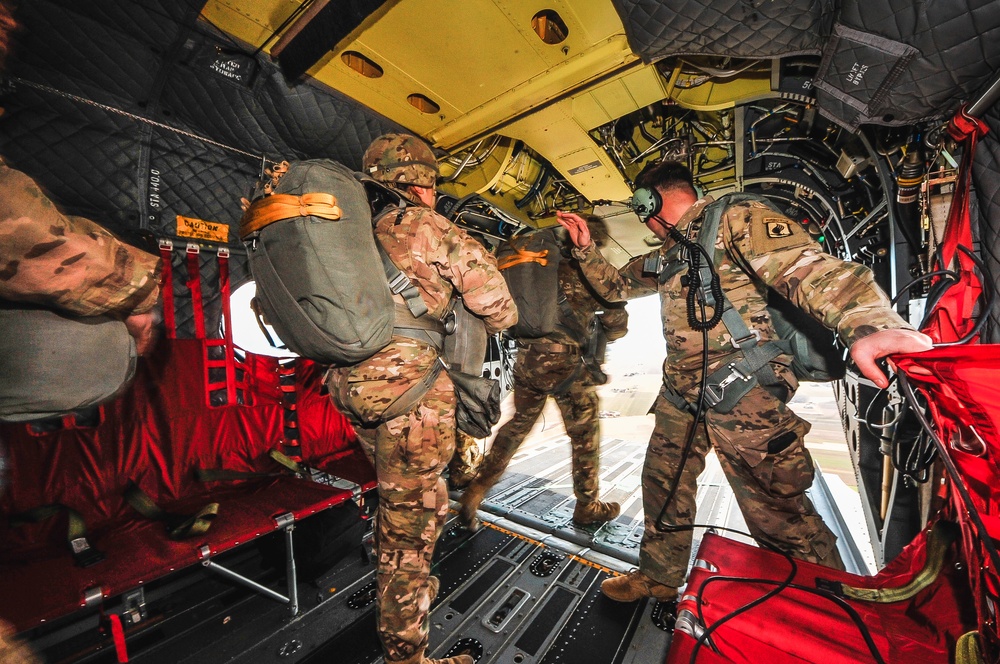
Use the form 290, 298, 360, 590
667, 530, 972, 664
0, 339, 375, 631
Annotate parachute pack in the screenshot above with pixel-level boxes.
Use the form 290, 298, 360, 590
240, 158, 501, 436
496, 227, 562, 339
0, 305, 137, 422
239, 159, 432, 367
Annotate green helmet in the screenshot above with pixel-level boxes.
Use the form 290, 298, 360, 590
362, 133, 439, 187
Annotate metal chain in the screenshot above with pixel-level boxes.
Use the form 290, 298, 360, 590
9, 76, 276, 166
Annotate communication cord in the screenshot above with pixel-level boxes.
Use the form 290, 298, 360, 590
674, 523, 886, 664
653, 223, 722, 532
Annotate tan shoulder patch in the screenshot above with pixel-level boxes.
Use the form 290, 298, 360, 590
764, 218, 794, 239
749, 211, 812, 255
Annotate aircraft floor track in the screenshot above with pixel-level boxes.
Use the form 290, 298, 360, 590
119, 519, 667, 664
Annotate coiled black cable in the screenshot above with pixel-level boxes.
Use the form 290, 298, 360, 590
668, 226, 725, 331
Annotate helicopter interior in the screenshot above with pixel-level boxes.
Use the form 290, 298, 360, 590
2, 1, 1000, 663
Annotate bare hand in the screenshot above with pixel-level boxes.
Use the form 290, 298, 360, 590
555, 211, 592, 249
849, 328, 933, 388
125, 311, 159, 356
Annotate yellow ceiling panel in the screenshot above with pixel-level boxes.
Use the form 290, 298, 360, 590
572, 65, 671, 130
505, 103, 633, 203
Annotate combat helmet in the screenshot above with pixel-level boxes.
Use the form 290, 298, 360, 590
362, 133, 439, 187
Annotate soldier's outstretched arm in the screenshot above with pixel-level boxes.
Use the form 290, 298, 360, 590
556, 211, 657, 303
849, 328, 933, 388
555, 211, 591, 248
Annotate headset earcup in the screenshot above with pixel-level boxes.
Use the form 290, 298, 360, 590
630, 187, 662, 221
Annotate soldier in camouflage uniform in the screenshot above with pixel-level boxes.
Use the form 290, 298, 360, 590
0, 7, 155, 657
326, 133, 516, 664
458, 233, 628, 531
0, 161, 162, 352
557, 161, 932, 602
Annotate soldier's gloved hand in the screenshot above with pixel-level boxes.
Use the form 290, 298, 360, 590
125, 310, 160, 356
849, 328, 933, 389
555, 211, 592, 249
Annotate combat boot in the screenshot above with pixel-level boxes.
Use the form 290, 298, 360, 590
601, 570, 677, 602
386, 653, 474, 664
572, 500, 621, 525
457, 482, 487, 532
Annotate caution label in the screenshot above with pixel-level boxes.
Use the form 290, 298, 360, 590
176, 215, 229, 244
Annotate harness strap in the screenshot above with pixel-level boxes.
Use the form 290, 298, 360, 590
240, 192, 343, 238
158, 239, 177, 338
124, 482, 218, 540
393, 302, 446, 350
662, 385, 698, 416
185, 243, 206, 339
497, 247, 549, 270
382, 360, 444, 421
217, 248, 237, 405
690, 195, 791, 411
10, 503, 105, 567
702, 343, 785, 413
379, 243, 428, 319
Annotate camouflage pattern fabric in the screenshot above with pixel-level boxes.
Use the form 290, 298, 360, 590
343, 369, 457, 662
0, 161, 160, 316
573, 196, 909, 583
375, 206, 516, 332
641, 388, 844, 587
326, 202, 514, 662
476, 345, 601, 503
0, 619, 39, 664
474, 259, 626, 505
362, 133, 438, 188
575, 196, 912, 396
448, 431, 483, 489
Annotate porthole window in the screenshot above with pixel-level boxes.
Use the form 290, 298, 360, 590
228, 281, 299, 358
531, 10, 568, 45
408, 93, 440, 114
341, 51, 383, 78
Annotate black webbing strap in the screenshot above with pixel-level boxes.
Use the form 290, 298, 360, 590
688, 195, 790, 412
10, 503, 105, 567
372, 205, 428, 320
124, 482, 218, 540
393, 303, 446, 350
381, 360, 445, 421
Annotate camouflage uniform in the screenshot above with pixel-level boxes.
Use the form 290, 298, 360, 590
447, 431, 483, 489
473, 257, 628, 504
575, 196, 913, 587
0, 160, 160, 316
326, 197, 516, 662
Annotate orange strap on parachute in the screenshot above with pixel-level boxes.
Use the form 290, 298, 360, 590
240, 192, 342, 238
497, 246, 549, 270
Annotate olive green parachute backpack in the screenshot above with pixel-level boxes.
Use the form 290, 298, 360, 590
240, 159, 431, 366
496, 227, 562, 339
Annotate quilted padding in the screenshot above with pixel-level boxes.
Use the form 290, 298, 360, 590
975, 105, 1000, 344
611, 0, 828, 61
815, 0, 1000, 128
0, 0, 403, 333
